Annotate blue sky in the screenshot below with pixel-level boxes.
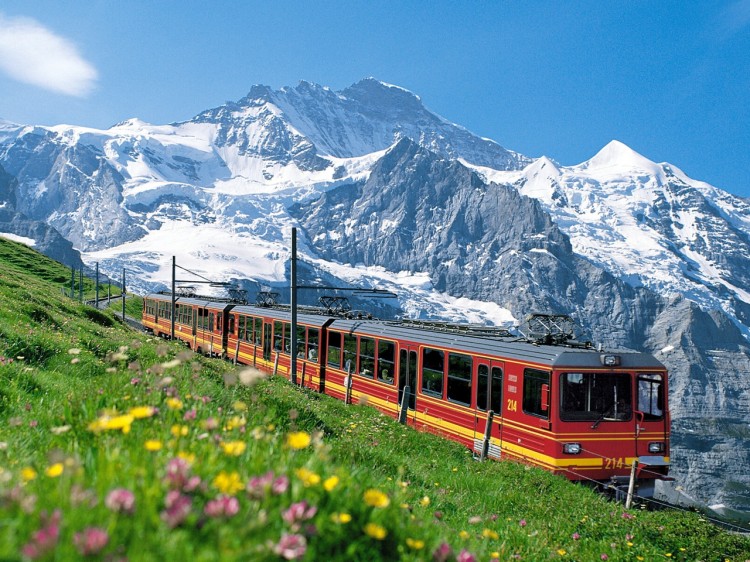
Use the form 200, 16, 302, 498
1, 1, 748, 197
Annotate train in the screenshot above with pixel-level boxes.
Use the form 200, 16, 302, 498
142, 292, 670, 498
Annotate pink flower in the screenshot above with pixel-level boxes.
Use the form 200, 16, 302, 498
457, 549, 477, 562
105, 488, 136, 515
274, 533, 307, 560
601, 555, 609, 561
272, 475, 289, 495
204, 495, 240, 518
73, 527, 109, 556
519, 519, 527, 527
183, 409, 197, 421
282, 500, 317, 530
161, 490, 192, 528
130, 377, 141, 385
21, 510, 61, 560
621, 512, 634, 520
432, 542, 453, 562
572, 532, 581, 540
164, 458, 201, 492
247, 471, 287, 499
625, 533, 634, 541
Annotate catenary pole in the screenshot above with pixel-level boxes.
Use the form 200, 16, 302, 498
122, 267, 126, 322
290, 227, 298, 384
70, 265, 75, 299
79, 267, 83, 302
171, 256, 176, 339
95, 262, 99, 308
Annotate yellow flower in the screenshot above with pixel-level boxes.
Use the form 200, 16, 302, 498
459, 530, 470, 540
286, 431, 311, 450
88, 413, 134, 434
45, 463, 64, 478
363, 489, 390, 508
225, 416, 246, 431
364, 522, 387, 540
21, 467, 37, 482
406, 538, 425, 550
419, 495, 431, 507
129, 406, 155, 419
491, 553, 500, 558
220, 441, 247, 456
295, 468, 321, 487
323, 475, 340, 491
557, 549, 567, 556
213, 471, 243, 495
166, 398, 183, 410
330, 512, 352, 524
233, 400, 247, 411
171, 424, 189, 437
177, 451, 195, 464
144, 440, 163, 451
482, 528, 499, 540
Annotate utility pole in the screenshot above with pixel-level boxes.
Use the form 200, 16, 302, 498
79, 267, 83, 302
122, 267, 126, 322
290, 228, 298, 384
70, 266, 75, 299
171, 256, 176, 339
95, 262, 99, 308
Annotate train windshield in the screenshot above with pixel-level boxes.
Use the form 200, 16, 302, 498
560, 372, 632, 422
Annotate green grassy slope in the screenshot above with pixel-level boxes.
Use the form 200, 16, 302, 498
0, 237, 748, 561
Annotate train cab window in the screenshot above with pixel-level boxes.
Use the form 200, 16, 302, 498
421, 348, 444, 398
358, 337, 375, 378
447, 353, 472, 406
638, 373, 665, 421
273, 321, 284, 352
523, 369, 550, 419
560, 372, 632, 421
307, 329, 319, 360
477, 365, 503, 413
377, 341, 395, 384
327, 332, 342, 367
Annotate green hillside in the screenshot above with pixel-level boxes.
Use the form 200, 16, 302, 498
0, 237, 748, 561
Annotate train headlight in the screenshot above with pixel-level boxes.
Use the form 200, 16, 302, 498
600, 354, 621, 366
648, 442, 665, 454
563, 443, 581, 455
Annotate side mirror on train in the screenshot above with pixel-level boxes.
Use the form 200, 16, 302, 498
541, 383, 549, 412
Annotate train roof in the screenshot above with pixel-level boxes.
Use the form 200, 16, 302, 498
328, 318, 666, 370
231, 305, 334, 328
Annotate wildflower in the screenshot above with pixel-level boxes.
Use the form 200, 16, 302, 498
177, 451, 195, 464
204, 495, 240, 518
220, 440, 246, 456
601, 555, 609, 561
572, 532, 580, 540
457, 550, 477, 562
364, 522, 387, 540
161, 359, 182, 369
164, 457, 201, 492
68, 348, 81, 355
88, 413, 134, 434
166, 398, 183, 410
459, 530, 470, 540
145, 440, 163, 451
161, 490, 192, 528
468, 515, 482, 524
247, 471, 274, 498
272, 475, 290, 495
363, 489, 390, 508
420, 495, 431, 507
274, 533, 307, 560
50, 425, 71, 435
171, 424, 189, 437
21, 509, 61, 559
323, 475, 339, 491
286, 431, 311, 450
482, 528, 499, 540
130, 377, 141, 385
519, 519, 527, 527
129, 406, 155, 419
557, 549, 567, 556
432, 541, 453, 562
21, 467, 37, 482
70, 485, 97, 508
213, 471, 243, 495
183, 409, 197, 421
45, 463, 64, 478
621, 512, 634, 520
434, 510, 444, 519
625, 533, 634, 541
295, 468, 320, 487
406, 538, 425, 550
330, 512, 352, 524
73, 527, 109, 556
105, 488, 136, 514
283, 501, 317, 529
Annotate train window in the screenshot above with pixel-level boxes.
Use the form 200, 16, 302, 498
209, 312, 214, 332
216, 313, 222, 332
559, 372, 632, 421
343, 335, 356, 373
308, 329, 319, 360
638, 373, 664, 421
296, 325, 307, 358
447, 353, 472, 406
238, 316, 246, 340
253, 317, 262, 345
358, 337, 376, 378
227, 315, 234, 335
273, 321, 284, 351
283, 322, 291, 353
523, 369, 550, 419
377, 340, 395, 384
421, 348, 444, 398
327, 331, 342, 367
477, 365, 503, 413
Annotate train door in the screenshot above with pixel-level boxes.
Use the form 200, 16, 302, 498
398, 347, 418, 418
473, 361, 504, 459
634, 373, 668, 458
263, 321, 272, 361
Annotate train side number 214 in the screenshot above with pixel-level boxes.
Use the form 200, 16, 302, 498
506, 399, 518, 413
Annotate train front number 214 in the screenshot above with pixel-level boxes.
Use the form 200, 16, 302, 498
604, 457, 626, 470
506, 399, 518, 413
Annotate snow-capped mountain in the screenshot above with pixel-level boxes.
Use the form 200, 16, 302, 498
0, 79, 748, 517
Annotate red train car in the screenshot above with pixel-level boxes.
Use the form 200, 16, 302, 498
142, 296, 670, 497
